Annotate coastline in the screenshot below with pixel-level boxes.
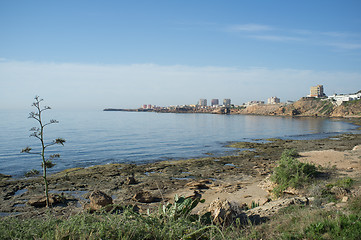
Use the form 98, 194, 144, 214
104, 97, 361, 119
1, 131, 361, 219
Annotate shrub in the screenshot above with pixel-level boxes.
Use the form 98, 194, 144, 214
271, 149, 318, 197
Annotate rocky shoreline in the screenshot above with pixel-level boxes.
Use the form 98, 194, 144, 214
104, 98, 361, 118
1, 128, 361, 220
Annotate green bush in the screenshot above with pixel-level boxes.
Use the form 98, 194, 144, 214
271, 149, 318, 197
304, 214, 361, 240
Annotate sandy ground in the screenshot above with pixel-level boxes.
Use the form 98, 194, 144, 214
171, 144, 361, 212
299, 144, 361, 178
167, 176, 270, 212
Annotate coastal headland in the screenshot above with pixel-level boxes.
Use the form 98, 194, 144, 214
104, 97, 361, 118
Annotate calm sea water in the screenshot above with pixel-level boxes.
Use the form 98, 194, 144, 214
0, 110, 359, 177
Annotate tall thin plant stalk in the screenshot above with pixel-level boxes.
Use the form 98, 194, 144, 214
22, 96, 65, 207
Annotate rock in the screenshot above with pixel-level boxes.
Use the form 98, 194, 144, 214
330, 186, 348, 199
246, 197, 309, 219
28, 194, 63, 207
132, 191, 154, 203
87, 190, 113, 211
258, 177, 277, 193
185, 180, 210, 190
352, 145, 360, 151
207, 199, 241, 225
125, 176, 137, 185
0, 173, 11, 180
324, 202, 336, 208
185, 190, 202, 200
283, 187, 299, 195
341, 196, 348, 202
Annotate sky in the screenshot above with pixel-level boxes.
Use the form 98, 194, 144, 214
1, 0, 361, 110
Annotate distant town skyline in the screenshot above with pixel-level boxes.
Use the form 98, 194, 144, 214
1, 1, 361, 110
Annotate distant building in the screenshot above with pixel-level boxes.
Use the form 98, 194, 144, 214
245, 101, 264, 106
211, 99, 219, 107
309, 85, 326, 98
199, 99, 207, 107
328, 92, 361, 105
223, 99, 231, 107
142, 104, 147, 109
267, 96, 280, 104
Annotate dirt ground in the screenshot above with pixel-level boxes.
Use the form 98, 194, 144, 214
299, 144, 361, 178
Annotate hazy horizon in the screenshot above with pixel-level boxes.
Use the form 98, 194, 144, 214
1, 1, 361, 110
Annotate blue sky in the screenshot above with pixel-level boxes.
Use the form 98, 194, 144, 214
1, 0, 361, 110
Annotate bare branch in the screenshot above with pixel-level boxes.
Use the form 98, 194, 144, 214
21, 146, 32, 153
43, 119, 59, 127
49, 154, 60, 159
55, 138, 66, 146
45, 138, 66, 149
21, 147, 41, 155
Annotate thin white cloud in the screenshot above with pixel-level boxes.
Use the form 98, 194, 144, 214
327, 42, 361, 50
250, 35, 304, 42
228, 23, 361, 51
228, 24, 274, 32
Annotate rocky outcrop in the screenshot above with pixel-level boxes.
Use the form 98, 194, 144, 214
237, 98, 361, 118
86, 190, 113, 211
207, 199, 242, 225
245, 197, 310, 219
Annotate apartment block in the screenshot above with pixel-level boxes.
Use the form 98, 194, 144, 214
199, 99, 207, 106
309, 85, 326, 98
223, 99, 231, 107
211, 99, 219, 106
267, 96, 280, 104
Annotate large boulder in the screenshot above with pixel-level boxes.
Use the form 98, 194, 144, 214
207, 199, 241, 225
87, 190, 113, 211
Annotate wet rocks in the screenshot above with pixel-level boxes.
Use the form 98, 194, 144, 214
28, 194, 64, 207
0, 173, 11, 180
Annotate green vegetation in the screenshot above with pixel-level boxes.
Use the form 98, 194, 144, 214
2, 195, 361, 239
246, 196, 361, 240
21, 96, 66, 207
0, 197, 232, 240
271, 149, 318, 197
319, 101, 334, 115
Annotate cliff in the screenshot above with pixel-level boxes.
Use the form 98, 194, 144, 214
237, 98, 361, 118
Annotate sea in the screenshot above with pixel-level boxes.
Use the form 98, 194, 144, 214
0, 110, 359, 177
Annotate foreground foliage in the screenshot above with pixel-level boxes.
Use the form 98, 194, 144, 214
271, 149, 318, 197
0, 208, 232, 240
1, 195, 361, 239
247, 195, 361, 240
